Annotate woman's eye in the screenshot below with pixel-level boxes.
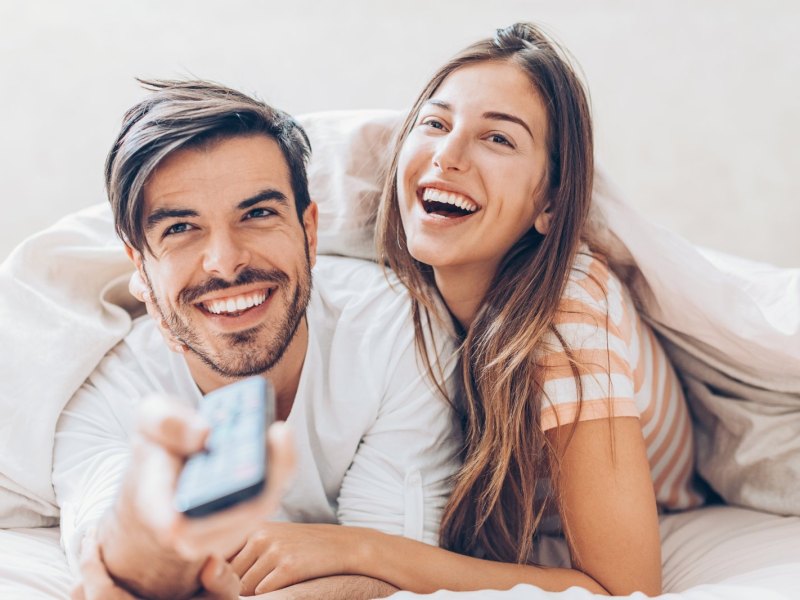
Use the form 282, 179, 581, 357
164, 222, 193, 237
489, 133, 513, 147
421, 117, 446, 131
244, 207, 273, 220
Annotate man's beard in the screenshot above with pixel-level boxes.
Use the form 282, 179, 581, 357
145, 261, 312, 379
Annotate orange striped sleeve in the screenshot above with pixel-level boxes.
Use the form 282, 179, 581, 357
539, 252, 637, 430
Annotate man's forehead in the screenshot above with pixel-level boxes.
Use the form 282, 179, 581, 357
143, 134, 294, 213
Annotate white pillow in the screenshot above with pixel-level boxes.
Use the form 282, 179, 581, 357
300, 109, 401, 259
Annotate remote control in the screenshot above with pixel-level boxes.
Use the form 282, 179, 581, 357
174, 376, 275, 518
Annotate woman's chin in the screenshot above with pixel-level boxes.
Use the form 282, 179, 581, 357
408, 246, 464, 271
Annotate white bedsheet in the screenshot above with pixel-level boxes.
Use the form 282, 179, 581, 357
1, 506, 797, 599
391, 506, 800, 599
0, 527, 71, 600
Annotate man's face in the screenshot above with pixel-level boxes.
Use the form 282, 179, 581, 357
130, 134, 317, 379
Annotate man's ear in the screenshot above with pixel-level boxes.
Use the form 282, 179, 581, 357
124, 244, 146, 276
302, 201, 319, 268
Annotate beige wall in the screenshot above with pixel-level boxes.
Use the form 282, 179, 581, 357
2, 0, 798, 266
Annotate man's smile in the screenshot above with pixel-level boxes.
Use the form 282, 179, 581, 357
188, 284, 279, 332
196, 286, 276, 316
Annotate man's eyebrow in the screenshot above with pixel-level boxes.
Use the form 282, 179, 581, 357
145, 208, 198, 232
482, 111, 534, 138
145, 189, 289, 232
237, 188, 288, 210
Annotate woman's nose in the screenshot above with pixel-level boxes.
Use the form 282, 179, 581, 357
432, 131, 470, 172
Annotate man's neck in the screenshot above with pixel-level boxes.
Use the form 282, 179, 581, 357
184, 319, 309, 422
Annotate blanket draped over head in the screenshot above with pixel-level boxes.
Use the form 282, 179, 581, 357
0, 110, 798, 528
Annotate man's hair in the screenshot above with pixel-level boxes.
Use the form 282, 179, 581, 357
104, 79, 312, 254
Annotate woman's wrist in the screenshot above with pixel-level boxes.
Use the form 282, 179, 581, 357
342, 525, 385, 578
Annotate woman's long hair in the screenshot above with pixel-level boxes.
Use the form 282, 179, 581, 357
376, 23, 594, 563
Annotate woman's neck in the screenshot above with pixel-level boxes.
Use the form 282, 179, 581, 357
433, 262, 497, 330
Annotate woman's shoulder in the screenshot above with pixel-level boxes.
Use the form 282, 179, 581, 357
557, 247, 628, 325
541, 246, 642, 376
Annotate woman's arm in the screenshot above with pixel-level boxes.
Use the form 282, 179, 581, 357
548, 416, 662, 596
353, 416, 660, 595
237, 417, 661, 596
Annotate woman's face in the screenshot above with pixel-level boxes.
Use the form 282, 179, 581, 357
397, 60, 551, 275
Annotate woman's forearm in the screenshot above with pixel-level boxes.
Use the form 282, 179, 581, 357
355, 529, 609, 595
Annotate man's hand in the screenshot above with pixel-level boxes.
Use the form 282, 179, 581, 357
129, 397, 295, 559
72, 531, 242, 600
97, 396, 295, 599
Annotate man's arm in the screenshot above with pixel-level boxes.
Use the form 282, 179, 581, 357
95, 427, 206, 600
55, 378, 295, 600
99, 398, 296, 600
54, 379, 206, 600
254, 576, 397, 600
72, 530, 243, 600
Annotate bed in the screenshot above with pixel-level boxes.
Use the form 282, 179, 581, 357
0, 110, 798, 599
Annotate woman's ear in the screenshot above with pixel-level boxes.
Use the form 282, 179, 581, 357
533, 204, 552, 235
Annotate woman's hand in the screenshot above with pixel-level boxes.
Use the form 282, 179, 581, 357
129, 270, 188, 354
229, 522, 365, 596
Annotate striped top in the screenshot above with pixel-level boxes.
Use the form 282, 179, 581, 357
538, 249, 705, 511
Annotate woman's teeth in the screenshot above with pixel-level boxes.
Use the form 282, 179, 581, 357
203, 290, 269, 315
422, 188, 479, 213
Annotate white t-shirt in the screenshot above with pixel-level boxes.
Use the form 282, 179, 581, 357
52, 256, 460, 572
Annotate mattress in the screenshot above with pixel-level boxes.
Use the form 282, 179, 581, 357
1, 505, 797, 599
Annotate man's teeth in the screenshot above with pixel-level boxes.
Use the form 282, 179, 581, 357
422, 188, 479, 213
203, 291, 268, 315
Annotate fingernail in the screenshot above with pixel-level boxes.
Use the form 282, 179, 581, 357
215, 560, 225, 578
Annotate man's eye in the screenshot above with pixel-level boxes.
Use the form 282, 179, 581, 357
244, 208, 274, 220
164, 223, 193, 237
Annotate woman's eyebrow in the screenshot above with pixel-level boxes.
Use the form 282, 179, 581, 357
424, 99, 534, 139
483, 111, 533, 138
424, 99, 452, 111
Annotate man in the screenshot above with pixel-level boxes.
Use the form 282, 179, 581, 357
53, 80, 459, 599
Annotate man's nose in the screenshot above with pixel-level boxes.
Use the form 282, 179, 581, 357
201, 229, 251, 279
432, 130, 470, 173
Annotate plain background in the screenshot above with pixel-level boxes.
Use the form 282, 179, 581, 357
1, 0, 798, 266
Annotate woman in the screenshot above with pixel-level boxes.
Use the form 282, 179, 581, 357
145, 22, 704, 597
